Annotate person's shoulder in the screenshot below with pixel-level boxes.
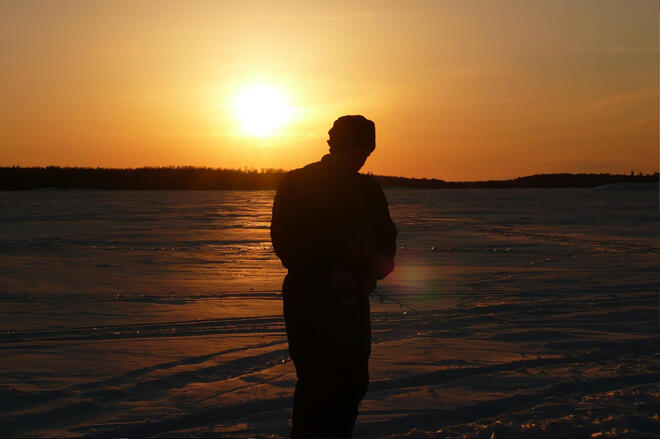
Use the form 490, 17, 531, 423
278, 160, 323, 190
298, 160, 325, 177
358, 173, 389, 205
287, 161, 322, 180
358, 173, 384, 192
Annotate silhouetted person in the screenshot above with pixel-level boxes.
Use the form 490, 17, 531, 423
271, 115, 397, 438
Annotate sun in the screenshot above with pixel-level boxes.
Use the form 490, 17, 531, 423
233, 84, 292, 138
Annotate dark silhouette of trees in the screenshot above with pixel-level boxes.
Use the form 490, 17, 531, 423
0, 166, 286, 190
0, 166, 657, 190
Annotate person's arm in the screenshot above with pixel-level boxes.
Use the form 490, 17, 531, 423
370, 183, 397, 280
271, 175, 298, 269
343, 180, 397, 295
270, 174, 324, 273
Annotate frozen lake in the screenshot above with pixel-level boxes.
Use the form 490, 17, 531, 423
0, 185, 658, 438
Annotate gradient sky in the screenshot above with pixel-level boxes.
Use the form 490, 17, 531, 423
1, 0, 657, 180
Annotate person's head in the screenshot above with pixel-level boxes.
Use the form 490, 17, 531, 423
327, 115, 375, 173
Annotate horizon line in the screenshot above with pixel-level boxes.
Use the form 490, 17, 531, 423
1, 164, 658, 184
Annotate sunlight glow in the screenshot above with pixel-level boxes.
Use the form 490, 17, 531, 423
233, 84, 292, 138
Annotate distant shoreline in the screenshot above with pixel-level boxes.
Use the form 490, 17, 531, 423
0, 166, 657, 190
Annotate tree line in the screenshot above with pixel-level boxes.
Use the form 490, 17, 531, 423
0, 166, 657, 190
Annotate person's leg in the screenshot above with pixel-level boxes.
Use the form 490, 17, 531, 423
287, 322, 360, 437
284, 283, 335, 437
310, 303, 371, 438
291, 373, 321, 438
333, 299, 372, 437
290, 366, 339, 438
283, 280, 372, 438
291, 358, 366, 438
325, 346, 370, 437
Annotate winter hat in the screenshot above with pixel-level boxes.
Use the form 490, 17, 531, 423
328, 115, 375, 154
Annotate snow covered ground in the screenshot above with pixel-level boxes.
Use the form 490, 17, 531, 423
0, 185, 657, 438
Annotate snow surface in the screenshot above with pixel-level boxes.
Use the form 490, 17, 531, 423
0, 187, 658, 438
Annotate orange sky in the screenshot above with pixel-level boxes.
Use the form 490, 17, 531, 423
1, 0, 657, 180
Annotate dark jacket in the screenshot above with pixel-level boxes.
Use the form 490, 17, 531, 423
271, 154, 397, 298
